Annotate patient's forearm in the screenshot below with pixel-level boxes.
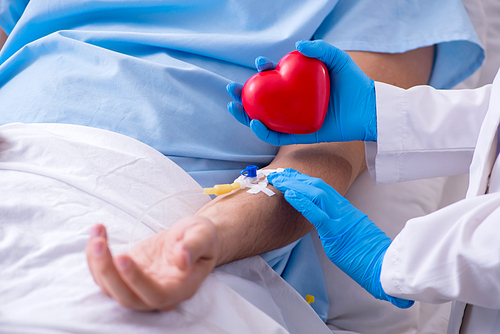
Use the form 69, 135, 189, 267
197, 141, 366, 265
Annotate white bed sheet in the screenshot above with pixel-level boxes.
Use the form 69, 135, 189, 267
0, 123, 330, 334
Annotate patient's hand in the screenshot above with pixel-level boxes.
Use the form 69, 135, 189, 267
86, 216, 218, 311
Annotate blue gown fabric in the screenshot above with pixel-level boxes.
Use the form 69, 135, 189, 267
0, 0, 483, 322
0, 0, 483, 187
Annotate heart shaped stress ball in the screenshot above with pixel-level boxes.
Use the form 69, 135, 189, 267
241, 51, 330, 134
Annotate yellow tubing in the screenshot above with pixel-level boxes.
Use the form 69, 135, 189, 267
203, 182, 242, 196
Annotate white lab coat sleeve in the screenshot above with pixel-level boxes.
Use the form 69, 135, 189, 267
366, 82, 492, 185
380, 192, 500, 309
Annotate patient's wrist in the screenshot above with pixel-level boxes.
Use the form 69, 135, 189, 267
194, 202, 233, 266
196, 188, 313, 267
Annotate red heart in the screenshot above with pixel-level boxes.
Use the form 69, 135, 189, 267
241, 51, 330, 134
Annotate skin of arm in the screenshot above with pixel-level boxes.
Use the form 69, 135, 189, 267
201, 141, 366, 265
86, 45, 435, 311
0, 28, 7, 51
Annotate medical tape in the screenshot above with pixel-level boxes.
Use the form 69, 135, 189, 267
234, 168, 284, 196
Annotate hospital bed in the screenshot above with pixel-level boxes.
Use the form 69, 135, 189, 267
0, 123, 331, 334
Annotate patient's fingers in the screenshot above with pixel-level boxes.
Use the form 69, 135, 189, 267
90, 237, 151, 311
90, 224, 107, 239
86, 224, 107, 292
175, 219, 217, 270
117, 217, 218, 311
87, 217, 218, 312
114, 254, 184, 311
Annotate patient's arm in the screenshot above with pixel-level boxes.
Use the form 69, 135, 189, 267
347, 46, 434, 89
202, 141, 366, 265
0, 28, 7, 51
87, 45, 434, 311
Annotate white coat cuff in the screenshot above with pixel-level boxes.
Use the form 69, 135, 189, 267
366, 82, 407, 185
380, 234, 405, 299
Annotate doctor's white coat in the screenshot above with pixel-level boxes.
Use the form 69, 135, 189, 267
366, 69, 500, 334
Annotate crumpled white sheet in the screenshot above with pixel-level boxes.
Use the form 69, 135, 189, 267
0, 123, 330, 334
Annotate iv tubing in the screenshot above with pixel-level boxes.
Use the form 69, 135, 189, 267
129, 182, 244, 250
129, 189, 203, 250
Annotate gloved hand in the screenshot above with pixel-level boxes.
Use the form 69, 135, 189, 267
227, 56, 277, 129
267, 169, 414, 309
227, 40, 377, 146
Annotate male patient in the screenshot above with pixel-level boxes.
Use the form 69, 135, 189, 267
0, 1, 483, 333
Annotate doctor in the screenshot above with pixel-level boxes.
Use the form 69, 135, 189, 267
228, 39, 500, 333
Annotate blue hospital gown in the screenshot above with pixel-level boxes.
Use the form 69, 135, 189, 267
0, 0, 483, 322
0, 0, 483, 187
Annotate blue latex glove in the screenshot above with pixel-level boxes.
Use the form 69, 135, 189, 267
227, 56, 277, 128
267, 169, 414, 309
227, 40, 377, 146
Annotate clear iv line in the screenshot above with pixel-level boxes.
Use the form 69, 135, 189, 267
128, 189, 203, 250
128, 181, 246, 250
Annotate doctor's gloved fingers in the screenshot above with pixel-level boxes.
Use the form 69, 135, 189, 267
250, 120, 294, 146
386, 295, 415, 309
251, 120, 322, 146
228, 101, 252, 127
295, 40, 349, 74
268, 168, 336, 195
226, 82, 243, 103
282, 189, 332, 230
267, 170, 334, 209
267, 168, 315, 189
255, 56, 277, 72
